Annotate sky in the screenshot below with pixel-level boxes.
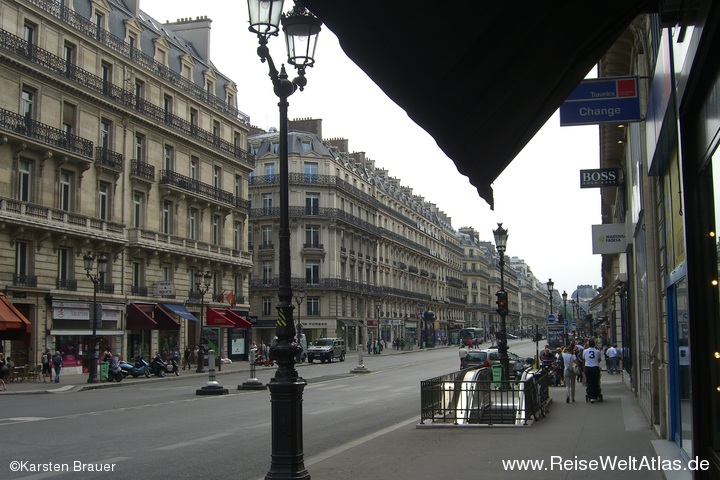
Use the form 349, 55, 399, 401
142, 0, 603, 296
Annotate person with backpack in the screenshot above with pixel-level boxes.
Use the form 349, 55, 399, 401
52, 351, 63, 383
41, 349, 52, 382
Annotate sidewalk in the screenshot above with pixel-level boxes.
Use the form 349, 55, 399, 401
1, 349, 688, 480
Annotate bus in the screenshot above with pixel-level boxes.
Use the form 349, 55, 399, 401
458, 327, 485, 346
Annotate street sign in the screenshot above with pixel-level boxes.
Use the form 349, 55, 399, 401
560, 76, 641, 126
564, 319, 569, 327
547, 314, 556, 323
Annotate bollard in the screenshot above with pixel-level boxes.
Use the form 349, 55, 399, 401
196, 349, 228, 395
239, 347, 266, 390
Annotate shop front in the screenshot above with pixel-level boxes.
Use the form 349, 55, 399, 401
337, 319, 359, 351
126, 303, 192, 361
0, 293, 32, 364
49, 299, 125, 375
206, 307, 252, 361
302, 319, 336, 344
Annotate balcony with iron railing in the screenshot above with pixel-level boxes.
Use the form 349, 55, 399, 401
24, 0, 250, 124
95, 147, 123, 171
56, 278, 78, 291
0, 28, 253, 165
130, 160, 155, 182
14, 273, 37, 287
159, 170, 235, 206
130, 285, 148, 296
0, 107, 93, 159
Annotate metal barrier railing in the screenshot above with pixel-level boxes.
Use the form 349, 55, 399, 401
420, 368, 550, 426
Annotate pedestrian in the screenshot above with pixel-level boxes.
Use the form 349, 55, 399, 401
183, 345, 192, 370
102, 346, 113, 362
583, 339, 602, 402
367, 339, 372, 355
562, 345, 577, 403
606, 344, 619, 374
0, 353, 7, 391
459, 343, 469, 369
52, 351, 63, 383
41, 348, 52, 382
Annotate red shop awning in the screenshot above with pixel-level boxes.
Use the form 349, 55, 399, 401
222, 309, 252, 329
126, 303, 158, 331
206, 307, 237, 328
0, 293, 31, 333
154, 305, 180, 330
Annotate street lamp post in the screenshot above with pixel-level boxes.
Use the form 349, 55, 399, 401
562, 290, 568, 346
493, 223, 510, 383
83, 251, 107, 384
195, 271, 212, 373
293, 288, 306, 334
547, 279, 554, 316
375, 304, 381, 353
247, 2, 320, 478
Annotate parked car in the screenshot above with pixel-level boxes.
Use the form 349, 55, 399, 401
461, 348, 533, 378
307, 338, 346, 363
506, 333, 518, 340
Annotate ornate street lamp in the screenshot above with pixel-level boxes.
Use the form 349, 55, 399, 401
247, 2, 321, 478
547, 278, 554, 315
492, 223, 510, 382
293, 288, 306, 334
195, 270, 212, 373
83, 251, 108, 384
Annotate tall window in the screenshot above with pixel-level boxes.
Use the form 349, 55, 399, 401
190, 156, 198, 180
233, 221, 242, 250
134, 80, 144, 108
57, 247, 71, 281
100, 62, 112, 95
134, 133, 145, 161
212, 120, 220, 144
23, 21, 36, 46
305, 225, 320, 247
98, 181, 110, 220
59, 171, 72, 211
132, 262, 144, 289
162, 201, 173, 234
262, 261, 272, 284
15, 241, 30, 276
264, 163, 276, 177
189, 208, 198, 241
163, 145, 174, 171
132, 192, 144, 228
262, 193, 272, 214
164, 95, 173, 121
213, 166, 221, 189
305, 262, 320, 284
261, 225, 272, 247
262, 297, 272, 316
100, 119, 112, 150
190, 108, 198, 135
304, 162, 318, 182
234, 175, 242, 198
62, 102, 76, 136
212, 215, 221, 245
306, 193, 320, 215
63, 42, 75, 74
18, 158, 31, 202
162, 265, 172, 282
307, 297, 320, 316
21, 88, 35, 122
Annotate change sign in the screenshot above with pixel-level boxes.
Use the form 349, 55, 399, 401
560, 76, 641, 126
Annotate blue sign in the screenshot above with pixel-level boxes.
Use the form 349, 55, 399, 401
547, 314, 556, 323
564, 319, 569, 327
560, 76, 641, 126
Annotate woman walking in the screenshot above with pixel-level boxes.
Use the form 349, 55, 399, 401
0, 353, 7, 391
562, 345, 578, 403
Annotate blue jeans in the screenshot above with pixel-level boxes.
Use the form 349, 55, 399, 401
54, 366, 61, 382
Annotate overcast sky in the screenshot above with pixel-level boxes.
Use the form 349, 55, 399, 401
142, 0, 603, 297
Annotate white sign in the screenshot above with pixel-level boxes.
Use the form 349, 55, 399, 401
592, 223, 627, 254
156, 281, 175, 296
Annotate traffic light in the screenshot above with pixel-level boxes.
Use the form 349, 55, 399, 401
495, 290, 508, 316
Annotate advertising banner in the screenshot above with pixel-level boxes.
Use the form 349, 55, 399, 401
592, 223, 627, 254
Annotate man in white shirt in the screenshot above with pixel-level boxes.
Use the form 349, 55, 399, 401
583, 339, 602, 402
605, 344, 619, 374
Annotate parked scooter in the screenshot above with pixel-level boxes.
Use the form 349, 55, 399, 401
119, 357, 151, 378
149, 353, 180, 377
108, 356, 124, 382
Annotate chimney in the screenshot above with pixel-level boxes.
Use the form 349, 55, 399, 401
125, 0, 140, 17
166, 16, 212, 61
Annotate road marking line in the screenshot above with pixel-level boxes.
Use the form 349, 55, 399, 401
157, 432, 234, 450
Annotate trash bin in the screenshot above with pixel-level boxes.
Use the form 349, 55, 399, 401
491, 364, 505, 389
100, 361, 109, 382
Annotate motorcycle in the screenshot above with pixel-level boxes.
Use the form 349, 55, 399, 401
119, 357, 151, 378
108, 356, 124, 382
149, 353, 180, 377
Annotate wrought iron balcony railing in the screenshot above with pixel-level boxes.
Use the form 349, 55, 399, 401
25, 0, 250, 124
56, 278, 78, 291
130, 160, 155, 181
95, 147, 123, 170
14, 273, 37, 287
159, 170, 235, 206
0, 108, 93, 158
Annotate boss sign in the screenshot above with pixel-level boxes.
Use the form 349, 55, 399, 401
580, 168, 622, 188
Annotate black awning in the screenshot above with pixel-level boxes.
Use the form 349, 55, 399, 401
300, 0, 653, 208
